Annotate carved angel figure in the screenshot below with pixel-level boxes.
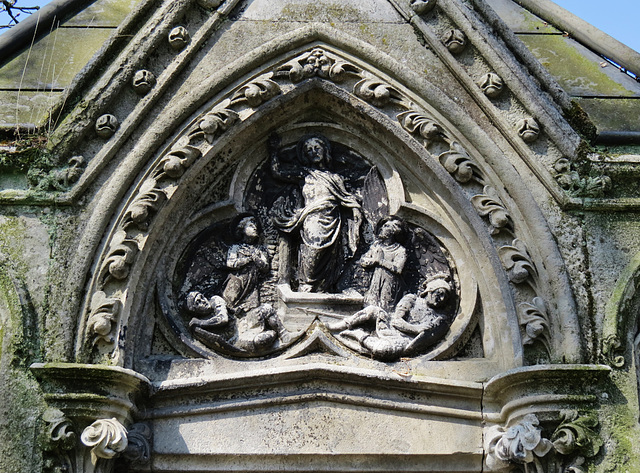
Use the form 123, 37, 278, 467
270, 134, 363, 293
186, 214, 298, 356
361, 216, 408, 311
327, 274, 453, 361
222, 215, 269, 314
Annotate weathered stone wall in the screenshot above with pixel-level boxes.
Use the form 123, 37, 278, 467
1, 0, 640, 472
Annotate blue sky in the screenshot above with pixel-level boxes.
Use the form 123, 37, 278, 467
553, 0, 640, 53
0, 0, 638, 53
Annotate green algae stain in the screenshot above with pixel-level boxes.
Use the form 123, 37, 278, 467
520, 35, 633, 97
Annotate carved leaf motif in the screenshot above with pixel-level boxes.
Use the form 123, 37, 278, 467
99, 230, 139, 285
327, 58, 361, 81
354, 79, 400, 107
602, 334, 625, 368
190, 100, 239, 144
279, 48, 360, 83
470, 186, 513, 235
124, 178, 167, 230
553, 158, 611, 198
232, 78, 281, 107
87, 291, 121, 345
411, 0, 437, 15
485, 414, 553, 470
518, 297, 551, 354
122, 423, 152, 465
498, 239, 538, 285
161, 143, 202, 179
551, 410, 602, 459
565, 456, 587, 473
397, 110, 446, 145
438, 142, 482, 183
81, 418, 128, 463
43, 408, 76, 451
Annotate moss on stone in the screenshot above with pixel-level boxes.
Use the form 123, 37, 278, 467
565, 100, 598, 144
280, 3, 361, 22
519, 35, 635, 97
0, 240, 46, 472
0, 134, 52, 173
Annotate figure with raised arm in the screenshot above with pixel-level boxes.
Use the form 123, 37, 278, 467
270, 134, 362, 293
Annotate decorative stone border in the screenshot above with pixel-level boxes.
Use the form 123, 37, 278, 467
75, 43, 575, 366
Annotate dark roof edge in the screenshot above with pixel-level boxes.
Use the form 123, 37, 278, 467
0, 0, 95, 67
514, 0, 640, 77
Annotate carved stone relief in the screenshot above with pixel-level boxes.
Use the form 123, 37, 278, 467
155, 133, 463, 361
485, 411, 602, 473
76, 44, 582, 369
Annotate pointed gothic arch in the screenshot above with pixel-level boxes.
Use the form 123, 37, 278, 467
71, 32, 581, 373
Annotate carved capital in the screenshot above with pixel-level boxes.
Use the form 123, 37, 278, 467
551, 410, 602, 459
122, 423, 152, 466
485, 412, 602, 473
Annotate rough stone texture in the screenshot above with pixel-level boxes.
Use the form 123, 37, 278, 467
519, 34, 640, 98
1, 0, 640, 472
578, 97, 640, 133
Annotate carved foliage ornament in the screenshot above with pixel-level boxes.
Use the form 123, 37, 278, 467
471, 186, 513, 235
498, 239, 538, 287
277, 48, 360, 83
81, 418, 128, 463
518, 296, 551, 356
553, 158, 611, 198
485, 412, 602, 473
410, 0, 437, 15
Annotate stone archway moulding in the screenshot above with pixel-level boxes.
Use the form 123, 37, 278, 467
602, 251, 640, 368
70, 34, 582, 369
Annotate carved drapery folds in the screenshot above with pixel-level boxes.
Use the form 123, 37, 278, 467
155, 133, 463, 361
76, 45, 580, 368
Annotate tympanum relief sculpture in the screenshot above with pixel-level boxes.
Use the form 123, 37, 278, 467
162, 133, 463, 361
